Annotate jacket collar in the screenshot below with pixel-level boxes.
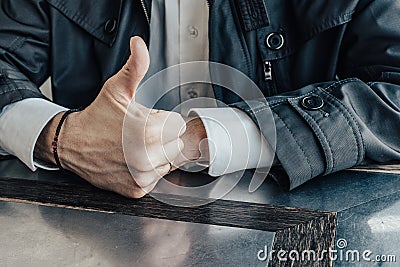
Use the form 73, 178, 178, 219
46, 0, 122, 46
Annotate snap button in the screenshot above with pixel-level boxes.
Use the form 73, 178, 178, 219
104, 19, 117, 34
301, 95, 324, 110
265, 33, 285, 50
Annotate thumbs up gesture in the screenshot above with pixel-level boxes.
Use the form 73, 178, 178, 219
35, 37, 187, 198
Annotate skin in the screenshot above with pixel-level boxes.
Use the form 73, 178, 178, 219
34, 37, 207, 199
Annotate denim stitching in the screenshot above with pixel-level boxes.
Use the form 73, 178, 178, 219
271, 109, 313, 179
323, 78, 360, 93
290, 102, 335, 174
320, 88, 365, 164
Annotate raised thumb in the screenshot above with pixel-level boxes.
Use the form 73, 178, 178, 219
110, 36, 150, 99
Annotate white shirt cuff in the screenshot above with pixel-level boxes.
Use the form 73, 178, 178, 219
0, 99, 67, 171
190, 107, 273, 177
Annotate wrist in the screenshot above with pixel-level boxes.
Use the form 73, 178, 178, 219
34, 112, 65, 165
180, 117, 209, 162
34, 111, 81, 169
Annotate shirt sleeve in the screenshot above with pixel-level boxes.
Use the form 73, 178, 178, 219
0, 98, 67, 171
190, 107, 275, 177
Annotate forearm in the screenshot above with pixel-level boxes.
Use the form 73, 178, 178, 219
232, 78, 400, 190
0, 0, 51, 110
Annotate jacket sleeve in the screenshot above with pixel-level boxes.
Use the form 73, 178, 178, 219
0, 0, 49, 110
232, 0, 400, 190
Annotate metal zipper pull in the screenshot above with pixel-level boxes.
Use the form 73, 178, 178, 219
264, 61, 272, 81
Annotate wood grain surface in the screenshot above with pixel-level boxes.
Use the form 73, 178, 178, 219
0, 174, 337, 266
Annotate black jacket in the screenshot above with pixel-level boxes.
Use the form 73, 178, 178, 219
1, 0, 400, 189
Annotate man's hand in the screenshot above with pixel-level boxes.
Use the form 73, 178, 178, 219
34, 37, 186, 198
175, 117, 209, 166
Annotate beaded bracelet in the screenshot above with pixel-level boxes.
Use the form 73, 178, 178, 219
52, 109, 80, 170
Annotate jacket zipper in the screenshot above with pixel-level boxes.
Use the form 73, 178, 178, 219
263, 60, 278, 95
263, 61, 272, 81
140, 0, 150, 24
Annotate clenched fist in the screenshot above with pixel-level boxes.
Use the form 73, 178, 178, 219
35, 37, 187, 198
